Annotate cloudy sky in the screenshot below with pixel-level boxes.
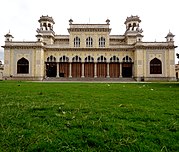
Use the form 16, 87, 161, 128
0, 0, 178, 63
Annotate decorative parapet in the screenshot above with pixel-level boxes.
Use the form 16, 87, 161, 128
68, 24, 111, 33
2, 41, 44, 49
135, 42, 177, 49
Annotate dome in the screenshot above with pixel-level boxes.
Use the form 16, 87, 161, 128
38, 15, 55, 24
166, 31, 175, 38
124, 15, 141, 24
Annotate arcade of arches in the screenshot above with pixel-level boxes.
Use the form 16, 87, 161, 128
45, 55, 134, 78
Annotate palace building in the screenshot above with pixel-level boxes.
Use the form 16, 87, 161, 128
2, 15, 177, 81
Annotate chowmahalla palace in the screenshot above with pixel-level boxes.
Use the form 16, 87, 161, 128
2, 15, 177, 81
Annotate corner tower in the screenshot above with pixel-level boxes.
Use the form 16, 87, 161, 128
36, 15, 55, 44
124, 15, 143, 44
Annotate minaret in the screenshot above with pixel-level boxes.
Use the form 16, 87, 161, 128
124, 15, 143, 44
36, 15, 55, 44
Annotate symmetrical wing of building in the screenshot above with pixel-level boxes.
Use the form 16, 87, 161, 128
2, 15, 177, 81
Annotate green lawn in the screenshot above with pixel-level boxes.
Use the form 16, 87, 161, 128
0, 81, 179, 152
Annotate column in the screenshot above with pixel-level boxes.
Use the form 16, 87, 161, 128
56, 63, 59, 77
106, 62, 110, 78
69, 62, 72, 78
81, 63, 85, 78
94, 63, 97, 78
44, 63, 47, 78
119, 63, 122, 77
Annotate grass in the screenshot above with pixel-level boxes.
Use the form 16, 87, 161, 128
0, 81, 179, 152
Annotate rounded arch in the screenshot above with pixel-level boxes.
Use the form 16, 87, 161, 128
17, 57, 29, 74
72, 56, 81, 62
110, 56, 119, 62
150, 58, 162, 74
122, 56, 132, 63
47, 55, 56, 62
59, 56, 69, 62
85, 56, 94, 62
97, 56, 107, 62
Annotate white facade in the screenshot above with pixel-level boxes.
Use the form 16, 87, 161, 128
2, 15, 177, 81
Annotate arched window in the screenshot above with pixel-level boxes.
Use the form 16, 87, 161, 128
150, 58, 162, 74
110, 56, 119, 62
74, 37, 80, 47
99, 37, 105, 47
47, 55, 56, 62
85, 56, 94, 62
122, 56, 132, 62
97, 56, 107, 62
17, 58, 29, 74
59, 56, 69, 62
72, 56, 81, 62
86, 37, 93, 47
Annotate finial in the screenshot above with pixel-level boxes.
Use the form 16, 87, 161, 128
69, 19, 73, 24
106, 19, 110, 24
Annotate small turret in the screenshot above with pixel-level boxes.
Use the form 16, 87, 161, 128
36, 33, 43, 42
136, 33, 143, 42
4, 31, 14, 42
165, 31, 175, 42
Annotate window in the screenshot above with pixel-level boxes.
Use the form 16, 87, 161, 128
99, 37, 105, 47
122, 56, 132, 62
150, 58, 162, 74
17, 58, 29, 74
86, 37, 93, 47
74, 37, 80, 47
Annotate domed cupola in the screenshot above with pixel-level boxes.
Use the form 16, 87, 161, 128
165, 31, 175, 42
4, 31, 14, 42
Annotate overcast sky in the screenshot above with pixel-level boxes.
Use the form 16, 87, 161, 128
0, 0, 178, 63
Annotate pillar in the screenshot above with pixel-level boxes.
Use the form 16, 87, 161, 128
81, 63, 85, 78
69, 62, 72, 78
119, 63, 122, 77
56, 63, 59, 77
107, 62, 110, 78
94, 63, 97, 78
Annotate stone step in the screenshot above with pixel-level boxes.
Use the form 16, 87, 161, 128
43, 77, 135, 82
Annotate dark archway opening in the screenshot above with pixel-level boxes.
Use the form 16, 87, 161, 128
46, 62, 57, 77
17, 58, 29, 74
